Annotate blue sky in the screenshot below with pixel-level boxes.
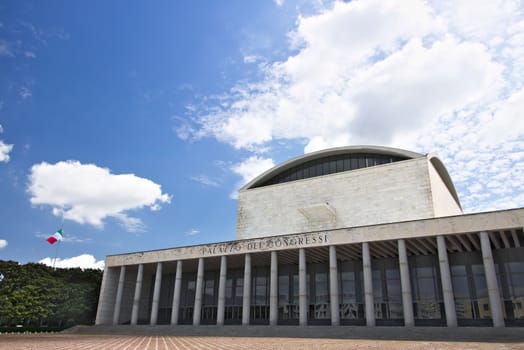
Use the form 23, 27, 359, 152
1, 0, 523, 269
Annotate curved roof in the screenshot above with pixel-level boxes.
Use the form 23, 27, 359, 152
242, 145, 423, 190
428, 155, 462, 209
241, 145, 461, 209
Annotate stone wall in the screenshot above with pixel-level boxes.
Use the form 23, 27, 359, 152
427, 159, 463, 217
236, 157, 437, 240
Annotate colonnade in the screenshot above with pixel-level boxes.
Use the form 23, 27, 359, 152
96, 232, 505, 327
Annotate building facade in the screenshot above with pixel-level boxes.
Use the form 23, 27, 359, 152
96, 146, 524, 327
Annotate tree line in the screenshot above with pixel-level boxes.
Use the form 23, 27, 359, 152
0, 260, 102, 329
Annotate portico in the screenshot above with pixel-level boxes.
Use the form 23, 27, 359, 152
96, 208, 524, 328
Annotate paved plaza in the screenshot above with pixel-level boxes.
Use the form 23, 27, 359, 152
0, 334, 523, 350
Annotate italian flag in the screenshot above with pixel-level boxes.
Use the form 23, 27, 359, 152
47, 229, 63, 244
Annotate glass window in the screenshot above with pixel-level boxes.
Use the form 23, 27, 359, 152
350, 157, 358, 169
357, 156, 366, 168
386, 277, 401, 299
322, 161, 330, 175
410, 256, 443, 320
309, 163, 317, 177
303, 166, 309, 178
315, 272, 328, 303
329, 160, 337, 173
372, 270, 383, 300
336, 159, 344, 172
255, 153, 409, 187
236, 278, 243, 297
292, 274, 300, 304
226, 278, 233, 299
296, 168, 303, 180
451, 270, 470, 299
278, 275, 289, 305
204, 279, 215, 305
343, 158, 350, 171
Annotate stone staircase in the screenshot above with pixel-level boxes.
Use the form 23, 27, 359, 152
64, 324, 524, 342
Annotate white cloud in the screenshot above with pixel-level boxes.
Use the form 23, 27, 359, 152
431, 0, 520, 42
193, 0, 451, 152
180, 0, 524, 212
24, 51, 36, 58
39, 254, 105, 270
480, 87, 524, 144
230, 156, 275, 198
243, 55, 262, 64
191, 175, 220, 187
0, 40, 13, 57
186, 228, 200, 236
0, 239, 7, 249
231, 156, 275, 185
0, 140, 13, 162
28, 161, 171, 230
19, 87, 32, 99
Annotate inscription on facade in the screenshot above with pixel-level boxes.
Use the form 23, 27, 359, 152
200, 232, 329, 256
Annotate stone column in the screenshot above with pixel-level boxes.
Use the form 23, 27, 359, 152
95, 266, 118, 325
242, 253, 252, 325
480, 231, 505, 327
112, 266, 126, 325
193, 257, 205, 326
398, 239, 414, 327
171, 260, 183, 325
329, 245, 340, 326
270, 251, 278, 326
150, 262, 163, 325
362, 242, 375, 326
217, 256, 227, 326
299, 248, 308, 326
131, 264, 143, 325
437, 235, 457, 327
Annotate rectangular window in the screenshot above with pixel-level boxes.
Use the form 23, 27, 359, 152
336, 159, 344, 172
357, 156, 366, 168
225, 278, 233, 300
236, 278, 243, 298
350, 157, 358, 169
278, 275, 289, 305
204, 279, 215, 305
329, 160, 337, 174
322, 162, 330, 175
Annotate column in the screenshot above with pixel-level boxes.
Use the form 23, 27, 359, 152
329, 245, 340, 326
150, 262, 163, 325
242, 253, 252, 325
217, 256, 227, 326
193, 257, 205, 326
299, 248, 307, 326
171, 260, 183, 325
95, 267, 118, 325
269, 251, 278, 326
112, 266, 126, 325
131, 264, 144, 325
362, 242, 375, 326
398, 239, 414, 327
480, 231, 505, 327
437, 235, 457, 327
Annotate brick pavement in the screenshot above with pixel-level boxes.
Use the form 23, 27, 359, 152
0, 334, 523, 350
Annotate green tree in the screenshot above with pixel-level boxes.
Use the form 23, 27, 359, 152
0, 260, 102, 328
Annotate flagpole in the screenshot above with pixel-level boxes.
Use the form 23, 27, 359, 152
52, 221, 64, 271
53, 240, 60, 271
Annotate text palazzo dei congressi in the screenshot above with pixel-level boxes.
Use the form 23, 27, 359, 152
200, 233, 329, 255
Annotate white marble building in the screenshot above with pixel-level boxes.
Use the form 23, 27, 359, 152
96, 146, 524, 327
